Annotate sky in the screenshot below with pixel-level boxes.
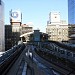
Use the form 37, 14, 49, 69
3, 0, 68, 32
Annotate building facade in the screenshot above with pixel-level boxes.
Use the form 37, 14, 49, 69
21, 24, 33, 35
10, 10, 22, 46
5, 10, 33, 50
5, 25, 12, 50
68, 0, 75, 24
5, 24, 21, 50
0, 0, 5, 51
20, 30, 48, 42
46, 12, 68, 42
68, 0, 75, 43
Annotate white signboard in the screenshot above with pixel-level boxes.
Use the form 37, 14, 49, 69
10, 10, 21, 22
49, 12, 60, 24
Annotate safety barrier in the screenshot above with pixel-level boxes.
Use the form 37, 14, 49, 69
0, 43, 25, 75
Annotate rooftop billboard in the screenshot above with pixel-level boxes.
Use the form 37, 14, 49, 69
10, 10, 21, 22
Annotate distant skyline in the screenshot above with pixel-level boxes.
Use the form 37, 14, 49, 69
3, 0, 68, 32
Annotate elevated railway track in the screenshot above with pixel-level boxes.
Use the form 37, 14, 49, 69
35, 49, 75, 75
0, 41, 75, 75
0, 44, 25, 75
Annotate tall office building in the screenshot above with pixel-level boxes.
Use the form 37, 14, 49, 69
0, 0, 5, 51
5, 9, 33, 50
10, 10, 22, 46
46, 12, 68, 42
68, 0, 75, 43
68, 0, 75, 24
5, 25, 12, 50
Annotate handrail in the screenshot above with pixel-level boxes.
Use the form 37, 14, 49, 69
0, 43, 25, 75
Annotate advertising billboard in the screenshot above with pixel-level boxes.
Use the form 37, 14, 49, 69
10, 10, 21, 22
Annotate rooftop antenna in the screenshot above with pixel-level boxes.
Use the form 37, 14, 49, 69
21, 13, 22, 24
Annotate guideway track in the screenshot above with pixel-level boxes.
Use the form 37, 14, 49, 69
0, 44, 25, 75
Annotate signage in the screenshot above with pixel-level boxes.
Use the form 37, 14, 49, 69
12, 12, 19, 18
10, 10, 21, 22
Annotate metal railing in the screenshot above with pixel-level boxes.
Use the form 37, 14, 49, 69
0, 43, 25, 75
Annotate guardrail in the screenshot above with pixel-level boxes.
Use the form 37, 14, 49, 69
0, 43, 25, 75
40, 41, 75, 63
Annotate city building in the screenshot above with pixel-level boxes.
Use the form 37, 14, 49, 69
0, 0, 5, 51
21, 24, 33, 35
10, 10, 22, 46
5, 10, 33, 50
5, 25, 12, 50
20, 30, 48, 42
68, 0, 75, 43
46, 12, 68, 42
68, 0, 75, 24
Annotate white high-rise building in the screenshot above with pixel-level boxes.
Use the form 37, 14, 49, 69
0, 0, 5, 51
46, 12, 68, 42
